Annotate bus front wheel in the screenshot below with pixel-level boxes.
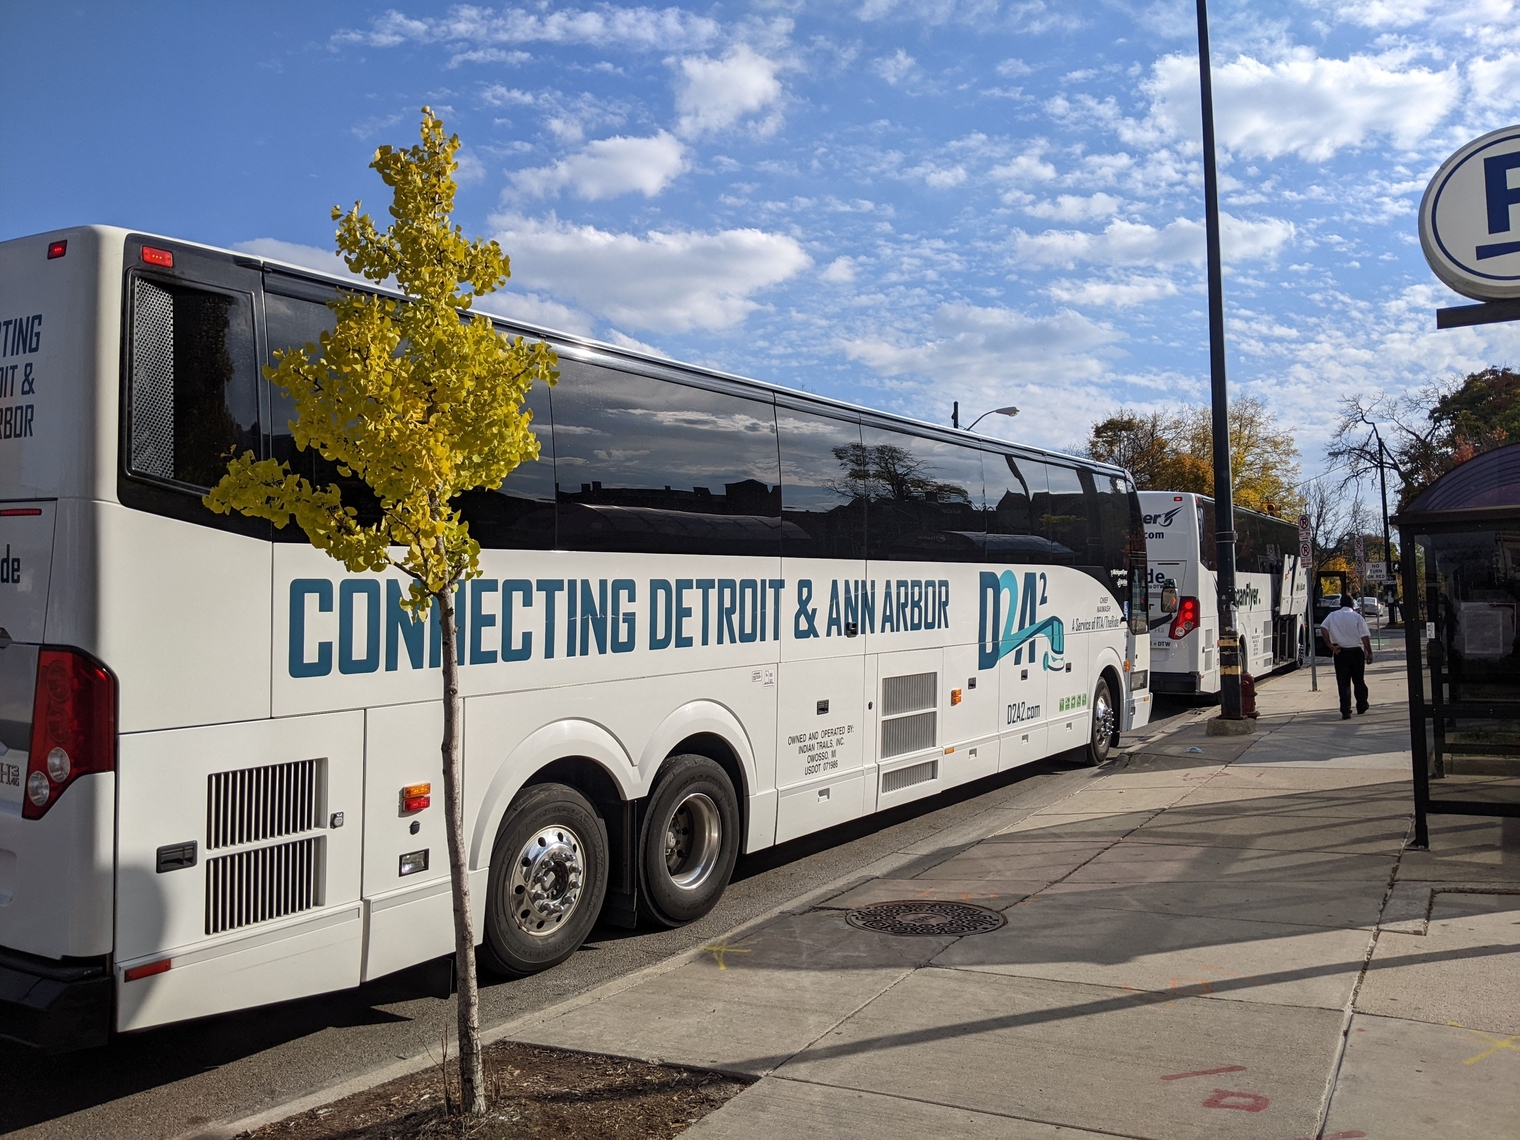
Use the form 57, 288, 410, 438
639, 755, 741, 928
1085, 677, 1119, 766
481, 783, 609, 978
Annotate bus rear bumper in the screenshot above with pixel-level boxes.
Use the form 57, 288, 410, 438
0, 946, 111, 1052
1150, 671, 1201, 695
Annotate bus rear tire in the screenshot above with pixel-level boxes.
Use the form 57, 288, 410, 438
1085, 677, 1118, 766
480, 783, 608, 979
639, 755, 740, 928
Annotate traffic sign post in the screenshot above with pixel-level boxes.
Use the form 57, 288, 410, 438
1298, 513, 1317, 692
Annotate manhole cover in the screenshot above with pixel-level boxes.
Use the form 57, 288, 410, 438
845, 900, 1007, 937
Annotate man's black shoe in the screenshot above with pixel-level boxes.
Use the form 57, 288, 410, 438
1341, 711, 1351, 719
1357, 706, 1368, 715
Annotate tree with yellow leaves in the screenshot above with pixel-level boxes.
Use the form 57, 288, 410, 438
205, 109, 557, 1115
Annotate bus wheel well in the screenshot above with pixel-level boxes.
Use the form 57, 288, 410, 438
524, 756, 625, 819
1100, 666, 1124, 741
663, 732, 748, 836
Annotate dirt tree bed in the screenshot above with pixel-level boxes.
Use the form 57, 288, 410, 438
238, 1040, 751, 1140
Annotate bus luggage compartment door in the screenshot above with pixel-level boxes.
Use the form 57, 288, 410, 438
114, 712, 364, 1031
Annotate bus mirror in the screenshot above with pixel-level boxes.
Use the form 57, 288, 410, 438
1160, 582, 1178, 614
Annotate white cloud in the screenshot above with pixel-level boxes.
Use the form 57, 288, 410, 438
474, 290, 594, 336
842, 303, 1121, 387
875, 49, 917, 85
1469, 52, 1520, 109
990, 146, 1058, 193
1014, 213, 1294, 267
511, 132, 688, 200
1025, 193, 1123, 221
603, 329, 673, 358
910, 162, 968, 189
821, 257, 858, 283
1047, 276, 1179, 307
1145, 51, 1460, 161
675, 45, 783, 138
491, 213, 812, 331
337, 5, 721, 57
454, 150, 486, 185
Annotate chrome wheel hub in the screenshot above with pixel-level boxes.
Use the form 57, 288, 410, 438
664, 792, 722, 891
510, 824, 586, 937
1094, 693, 1116, 749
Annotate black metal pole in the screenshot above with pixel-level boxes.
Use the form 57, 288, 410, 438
1197, 0, 1241, 719
1375, 429, 1394, 614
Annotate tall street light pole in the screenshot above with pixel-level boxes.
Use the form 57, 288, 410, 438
1196, 0, 1243, 721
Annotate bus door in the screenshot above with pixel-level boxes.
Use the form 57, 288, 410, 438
773, 403, 868, 844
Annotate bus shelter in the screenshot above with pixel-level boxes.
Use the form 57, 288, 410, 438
1397, 444, 1520, 846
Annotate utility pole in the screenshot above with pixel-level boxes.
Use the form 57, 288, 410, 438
1373, 426, 1395, 620
1196, 0, 1243, 723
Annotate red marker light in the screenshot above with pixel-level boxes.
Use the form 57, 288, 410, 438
0, 508, 43, 516
140, 246, 174, 268
402, 782, 432, 813
1173, 495, 1183, 501
46, 240, 67, 260
124, 959, 171, 982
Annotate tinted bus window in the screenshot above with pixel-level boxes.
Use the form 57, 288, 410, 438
552, 360, 781, 557
263, 286, 384, 531
985, 451, 1061, 563
857, 427, 984, 562
1042, 463, 1095, 568
128, 278, 259, 488
454, 380, 556, 550
1094, 471, 1138, 602
776, 406, 865, 560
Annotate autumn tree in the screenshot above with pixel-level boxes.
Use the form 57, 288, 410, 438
1330, 367, 1520, 507
1086, 395, 1301, 513
204, 110, 557, 1115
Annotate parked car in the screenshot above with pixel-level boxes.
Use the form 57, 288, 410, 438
1358, 596, 1385, 619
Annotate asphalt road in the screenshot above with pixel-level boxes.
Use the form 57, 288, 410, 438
2, 696, 1198, 1140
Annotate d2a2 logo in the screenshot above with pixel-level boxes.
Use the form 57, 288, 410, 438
978, 570, 1065, 672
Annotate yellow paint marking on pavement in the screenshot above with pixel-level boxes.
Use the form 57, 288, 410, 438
702, 941, 753, 971
1461, 1030, 1519, 1065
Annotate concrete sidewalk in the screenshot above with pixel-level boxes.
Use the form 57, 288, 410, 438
509, 656, 1520, 1139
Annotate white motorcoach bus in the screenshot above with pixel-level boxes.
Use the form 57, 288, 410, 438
0, 226, 1152, 1050
1141, 491, 1308, 696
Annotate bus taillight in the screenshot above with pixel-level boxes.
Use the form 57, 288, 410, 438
21, 648, 118, 821
1168, 596, 1201, 640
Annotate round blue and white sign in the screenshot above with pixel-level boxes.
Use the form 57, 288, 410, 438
1420, 124, 1520, 301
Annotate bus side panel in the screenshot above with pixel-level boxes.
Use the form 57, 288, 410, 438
361, 701, 454, 982
99, 503, 272, 733
115, 712, 363, 1031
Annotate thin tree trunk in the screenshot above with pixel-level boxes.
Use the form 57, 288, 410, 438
438, 584, 487, 1114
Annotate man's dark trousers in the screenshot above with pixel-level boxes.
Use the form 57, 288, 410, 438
1334, 648, 1368, 716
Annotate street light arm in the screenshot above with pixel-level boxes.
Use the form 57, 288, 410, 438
965, 406, 1020, 433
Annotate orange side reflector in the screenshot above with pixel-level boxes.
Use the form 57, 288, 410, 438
950, 688, 962, 706
124, 959, 171, 982
402, 783, 432, 812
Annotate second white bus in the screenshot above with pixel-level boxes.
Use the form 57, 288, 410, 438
1142, 491, 1309, 696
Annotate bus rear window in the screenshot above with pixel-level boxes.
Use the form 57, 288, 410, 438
128, 278, 259, 488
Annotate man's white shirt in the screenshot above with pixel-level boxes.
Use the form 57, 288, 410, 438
1322, 607, 1371, 648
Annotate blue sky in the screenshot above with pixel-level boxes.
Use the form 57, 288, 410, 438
7, 1, 1520, 468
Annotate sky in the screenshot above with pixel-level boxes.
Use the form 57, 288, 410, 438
6, 1, 1520, 473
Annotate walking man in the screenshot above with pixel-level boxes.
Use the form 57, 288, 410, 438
1321, 594, 1373, 719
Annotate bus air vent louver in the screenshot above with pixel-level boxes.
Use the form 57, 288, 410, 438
881, 758, 938, 794
881, 672, 936, 718
204, 837, 323, 936
880, 671, 937, 759
206, 758, 322, 851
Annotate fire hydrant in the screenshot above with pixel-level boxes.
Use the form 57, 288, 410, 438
1240, 671, 1260, 718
